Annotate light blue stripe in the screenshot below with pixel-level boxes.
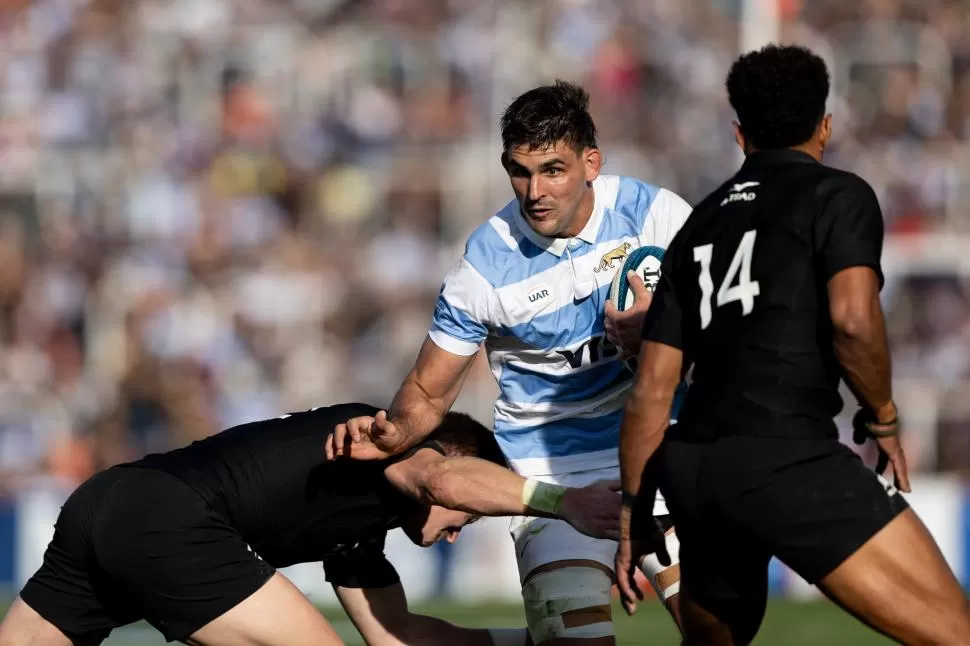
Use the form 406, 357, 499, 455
494, 409, 623, 459
615, 176, 662, 233
431, 294, 487, 344
499, 361, 629, 405
459, 208, 555, 287
500, 283, 610, 350
465, 202, 646, 289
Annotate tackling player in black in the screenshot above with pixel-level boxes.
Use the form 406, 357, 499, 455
0, 403, 621, 646
614, 45, 970, 645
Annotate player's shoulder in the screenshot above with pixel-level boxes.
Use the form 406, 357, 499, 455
457, 199, 528, 288
812, 166, 878, 203
611, 175, 691, 221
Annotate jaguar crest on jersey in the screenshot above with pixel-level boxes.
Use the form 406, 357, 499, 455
594, 242, 632, 273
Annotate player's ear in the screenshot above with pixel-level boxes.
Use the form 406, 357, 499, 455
818, 114, 833, 153
733, 121, 747, 154
583, 147, 603, 182
500, 151, 510, 172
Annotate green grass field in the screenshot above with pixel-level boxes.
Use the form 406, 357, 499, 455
86, 599, 894, 645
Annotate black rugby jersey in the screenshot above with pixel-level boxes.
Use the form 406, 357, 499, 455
127, 402, 437, 587
643, 149, 884, 440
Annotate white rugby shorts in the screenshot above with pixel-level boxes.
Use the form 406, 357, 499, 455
509, 465, 672, 582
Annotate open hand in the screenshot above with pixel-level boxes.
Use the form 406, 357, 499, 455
615, 519, 671, 616
558, 479, 622, 540
604, 271, 654, 356
851, 405, 911, 493
326, 410, 405, 461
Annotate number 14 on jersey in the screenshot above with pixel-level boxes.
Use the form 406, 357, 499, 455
693, 229, 761, 329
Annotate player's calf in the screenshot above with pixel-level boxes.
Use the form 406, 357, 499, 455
818, 508, 970, 646
521, 560, 615, 645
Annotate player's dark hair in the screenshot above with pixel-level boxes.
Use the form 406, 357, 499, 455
726, 44, 830, 151
431, 412, 507, 467
500, 80, 598, 153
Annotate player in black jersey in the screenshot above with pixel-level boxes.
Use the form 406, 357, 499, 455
0, 403, 621, 646
614, 45, 970, 645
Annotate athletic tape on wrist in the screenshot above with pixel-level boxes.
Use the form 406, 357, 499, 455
866, 418, 899, 437
487, 627, 528, 646
522, 478, 567, 515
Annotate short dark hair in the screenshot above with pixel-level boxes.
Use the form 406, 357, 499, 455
430, 412, 507, 467
726, 44, 830, 151
500, 80, 598, 153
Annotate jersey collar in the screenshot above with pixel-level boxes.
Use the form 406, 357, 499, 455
513, 176, 606, 257
741, 149, 820, 169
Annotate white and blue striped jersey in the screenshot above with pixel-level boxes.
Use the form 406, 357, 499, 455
430, 175, 692, 477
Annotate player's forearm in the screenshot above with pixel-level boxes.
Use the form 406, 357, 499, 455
619, 386, 673, 499
414, 457, 563, 518
832, 298, 894, 421
386, 380, 450, 453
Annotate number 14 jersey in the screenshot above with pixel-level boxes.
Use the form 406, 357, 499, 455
642, 149, 886, 442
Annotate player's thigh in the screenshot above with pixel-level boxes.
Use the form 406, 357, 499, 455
0, 597, 76, 646
511, 517, 616, 645
818, 508, 970, 646
186, 572, 343, 646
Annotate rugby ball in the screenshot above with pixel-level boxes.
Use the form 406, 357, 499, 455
608, 245, 665, 309
608, 245, 665, 372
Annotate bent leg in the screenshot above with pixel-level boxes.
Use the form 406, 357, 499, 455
0, 598, 77, 646
639, 518, 683, 632
521, 559, 615, 646
186, 573, 344, 646
512, 516, 619, 646
818, 508, 970, 646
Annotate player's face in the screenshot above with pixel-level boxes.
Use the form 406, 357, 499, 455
503, 141, 602, 238
401, 506, 476, 547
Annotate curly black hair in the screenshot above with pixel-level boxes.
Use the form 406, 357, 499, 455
431, 412, 507, 467
726, 44, 830, 151
500, 80, 598, 152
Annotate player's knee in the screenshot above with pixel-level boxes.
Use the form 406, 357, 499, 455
639, 527, 682, 603
521, 565, 614, 644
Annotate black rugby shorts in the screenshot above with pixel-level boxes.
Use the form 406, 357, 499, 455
660, 434, 908, 620
20, 466, 274, 644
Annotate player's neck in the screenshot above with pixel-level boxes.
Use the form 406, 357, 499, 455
745, 142, 823, 162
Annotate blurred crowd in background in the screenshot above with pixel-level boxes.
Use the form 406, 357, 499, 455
0, 0, 969, 528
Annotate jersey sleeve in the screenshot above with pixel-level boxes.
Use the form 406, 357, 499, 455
428, 257, 494, 356
642, 188, 693, 248
814, 175, 885, 288
323, 533, 400, 589
641, 249, 684, 350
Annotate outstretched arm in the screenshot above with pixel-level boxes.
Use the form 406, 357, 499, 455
386, 338, 478, 451
382, 449, 621, 540
328, 338, 477, 460
335, 583, 527, 646
330, 252, 497, 460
